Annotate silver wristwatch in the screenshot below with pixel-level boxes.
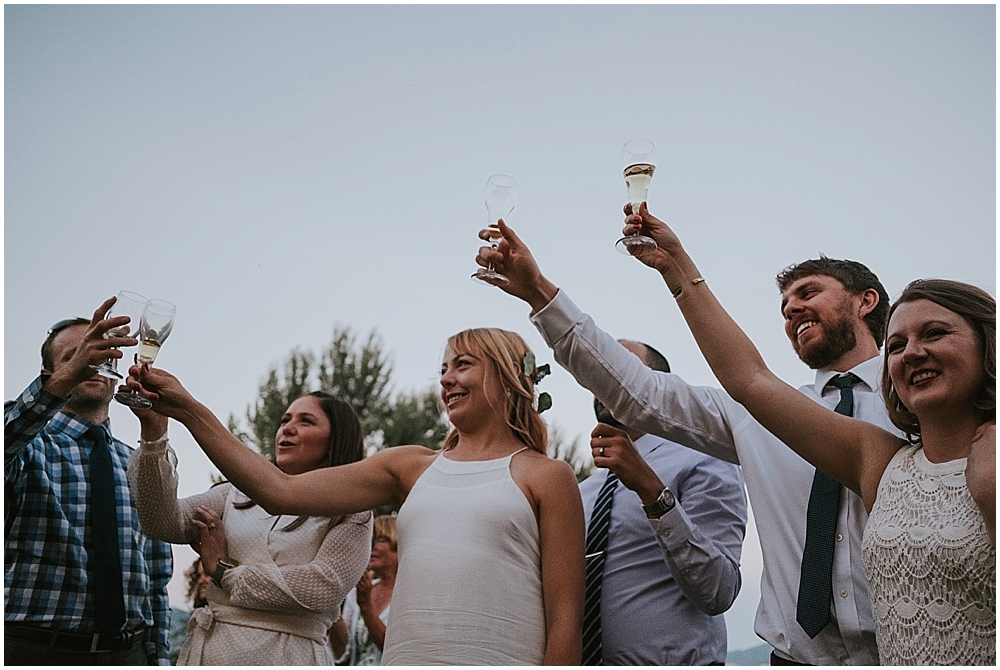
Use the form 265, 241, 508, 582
642, 487, 676, 518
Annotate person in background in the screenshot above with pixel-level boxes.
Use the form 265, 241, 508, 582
124, 327, 585, 665
618, 205, 995, 665
477, 217, 901, 665
582, 339, 746, 665
331, 514, 399, 665
168, 558, 211, 665
127, 391, 372, 665
5, 298, 173, 665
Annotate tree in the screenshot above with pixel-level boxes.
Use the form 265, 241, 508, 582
548, 424, 595, 483
231, 327, 448, 461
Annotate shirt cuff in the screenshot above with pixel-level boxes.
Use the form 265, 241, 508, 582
138, 430, 169, 446
529, 289, 582, 347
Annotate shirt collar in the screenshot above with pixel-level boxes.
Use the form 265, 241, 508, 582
49, 409, 112, 441
633, 432, 666, 458
812, 354, 883, 395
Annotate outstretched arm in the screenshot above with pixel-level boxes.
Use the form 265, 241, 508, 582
623, 205, 900, 504
475, 219, 559, 314
125, 365, 430, 516
966, 421, 995, 544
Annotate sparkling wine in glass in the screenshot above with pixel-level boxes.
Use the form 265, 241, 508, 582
91, 291, 148, 380
115, 299, 176, 409
616, 138, 658, 254
472, 174, 517, 285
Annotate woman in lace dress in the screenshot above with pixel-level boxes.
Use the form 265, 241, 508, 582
125, 328, 585, 665
127, 392, 372, 665
613, 205, 995, 665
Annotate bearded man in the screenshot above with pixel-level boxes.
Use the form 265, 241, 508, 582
477, 220, 905, 666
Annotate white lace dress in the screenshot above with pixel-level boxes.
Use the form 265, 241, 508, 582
127, 439, 372, 665
862, 444, 996, 665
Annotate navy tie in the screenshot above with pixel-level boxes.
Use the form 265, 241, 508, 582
582, 471, 618, 665
87, 426, 127, 634
795, 373, 859, 638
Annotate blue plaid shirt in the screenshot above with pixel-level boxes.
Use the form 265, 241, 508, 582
5, 376, 173, 664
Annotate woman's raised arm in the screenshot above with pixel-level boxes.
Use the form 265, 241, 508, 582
127, 364, 431, 516
622, 205, 901, 503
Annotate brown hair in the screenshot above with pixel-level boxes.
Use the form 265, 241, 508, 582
441, 328, 547, 455
40, 318, 89, 372
776, 256, 890, 345
881, 279, 996, 437
234, 391, 366, 530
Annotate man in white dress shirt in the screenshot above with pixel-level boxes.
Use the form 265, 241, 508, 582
476, 220, 903, 665
582, 339, 746, 664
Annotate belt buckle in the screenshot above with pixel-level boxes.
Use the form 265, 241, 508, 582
90, 633, 102, 653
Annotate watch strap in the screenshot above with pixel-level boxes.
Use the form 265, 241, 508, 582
642, 487, 676, 517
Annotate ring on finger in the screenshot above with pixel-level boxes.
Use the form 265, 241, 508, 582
599, 446, 605, 457
209, 523, 217, 530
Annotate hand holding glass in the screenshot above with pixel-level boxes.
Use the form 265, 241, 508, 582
616, 138, 657, 254
115, 299, 176, 409
472, 174, 517, 285
91, 291, 148, 380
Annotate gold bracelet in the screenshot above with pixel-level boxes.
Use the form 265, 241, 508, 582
672, 277, 706, 299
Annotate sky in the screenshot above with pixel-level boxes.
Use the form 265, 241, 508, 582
5, 4, 996, 654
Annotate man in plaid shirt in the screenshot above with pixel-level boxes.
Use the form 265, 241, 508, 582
5, 297, 173, 665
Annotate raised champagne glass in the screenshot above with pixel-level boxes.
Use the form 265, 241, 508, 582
616, 138, 657, 254
472, 174, 517, 285
114, 299, 176, 409
91, 291, 148, 380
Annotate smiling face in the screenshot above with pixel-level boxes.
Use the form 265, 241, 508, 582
781, 275, 869, 370
885, 299, 985, 423
274, 395, 333, 475
439, 344, 502, 430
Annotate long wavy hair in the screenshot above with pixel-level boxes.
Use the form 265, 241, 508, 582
441, 328, 547, 455
881, 279, 996, 438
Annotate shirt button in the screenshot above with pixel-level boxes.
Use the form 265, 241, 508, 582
661, 527, 671, 537
839, 589, 849, 598
836, 533, 843, 542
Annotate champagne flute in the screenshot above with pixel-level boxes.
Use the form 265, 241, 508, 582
472, 174, 517, 285
91, 291, 148, 379
616, 138, 657, 254
114, 299, 176, 409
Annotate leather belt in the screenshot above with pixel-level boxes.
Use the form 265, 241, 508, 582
4, 624, 147, 653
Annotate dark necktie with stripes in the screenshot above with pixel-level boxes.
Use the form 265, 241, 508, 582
582, 471, 619, 665
87, 426, 127, 634
795, 373, 860, 638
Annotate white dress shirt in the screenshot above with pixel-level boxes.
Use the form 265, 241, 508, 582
532, 290, 901, 665
580, 433, 746, 665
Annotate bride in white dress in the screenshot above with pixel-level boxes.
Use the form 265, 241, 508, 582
126, 327, 585, 666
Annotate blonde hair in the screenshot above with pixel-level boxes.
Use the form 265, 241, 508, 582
373, 513, 398, 551
442, 328, 547, 455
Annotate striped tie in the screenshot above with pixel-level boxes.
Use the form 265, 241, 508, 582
582, 471, 618, 665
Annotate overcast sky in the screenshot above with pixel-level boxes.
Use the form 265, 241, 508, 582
5, 4, 995, 653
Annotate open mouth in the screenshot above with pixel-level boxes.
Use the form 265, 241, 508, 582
796, 320, 818, 338
444, 391, 467, 408
910, 370, 939, 385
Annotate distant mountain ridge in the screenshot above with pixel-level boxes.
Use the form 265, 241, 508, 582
726, 642, 770, 666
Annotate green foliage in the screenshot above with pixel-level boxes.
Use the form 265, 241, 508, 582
230, 327, 449, 462
548, 424, 594, 484
317, 328, 392, 443
379, 387, 448, 452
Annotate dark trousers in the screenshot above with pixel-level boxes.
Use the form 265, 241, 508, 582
770, 650, 812, 666
4, 637, 148, 666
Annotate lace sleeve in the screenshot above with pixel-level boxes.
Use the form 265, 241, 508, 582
126, 438, 229, 544
223, 511, 373, 615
